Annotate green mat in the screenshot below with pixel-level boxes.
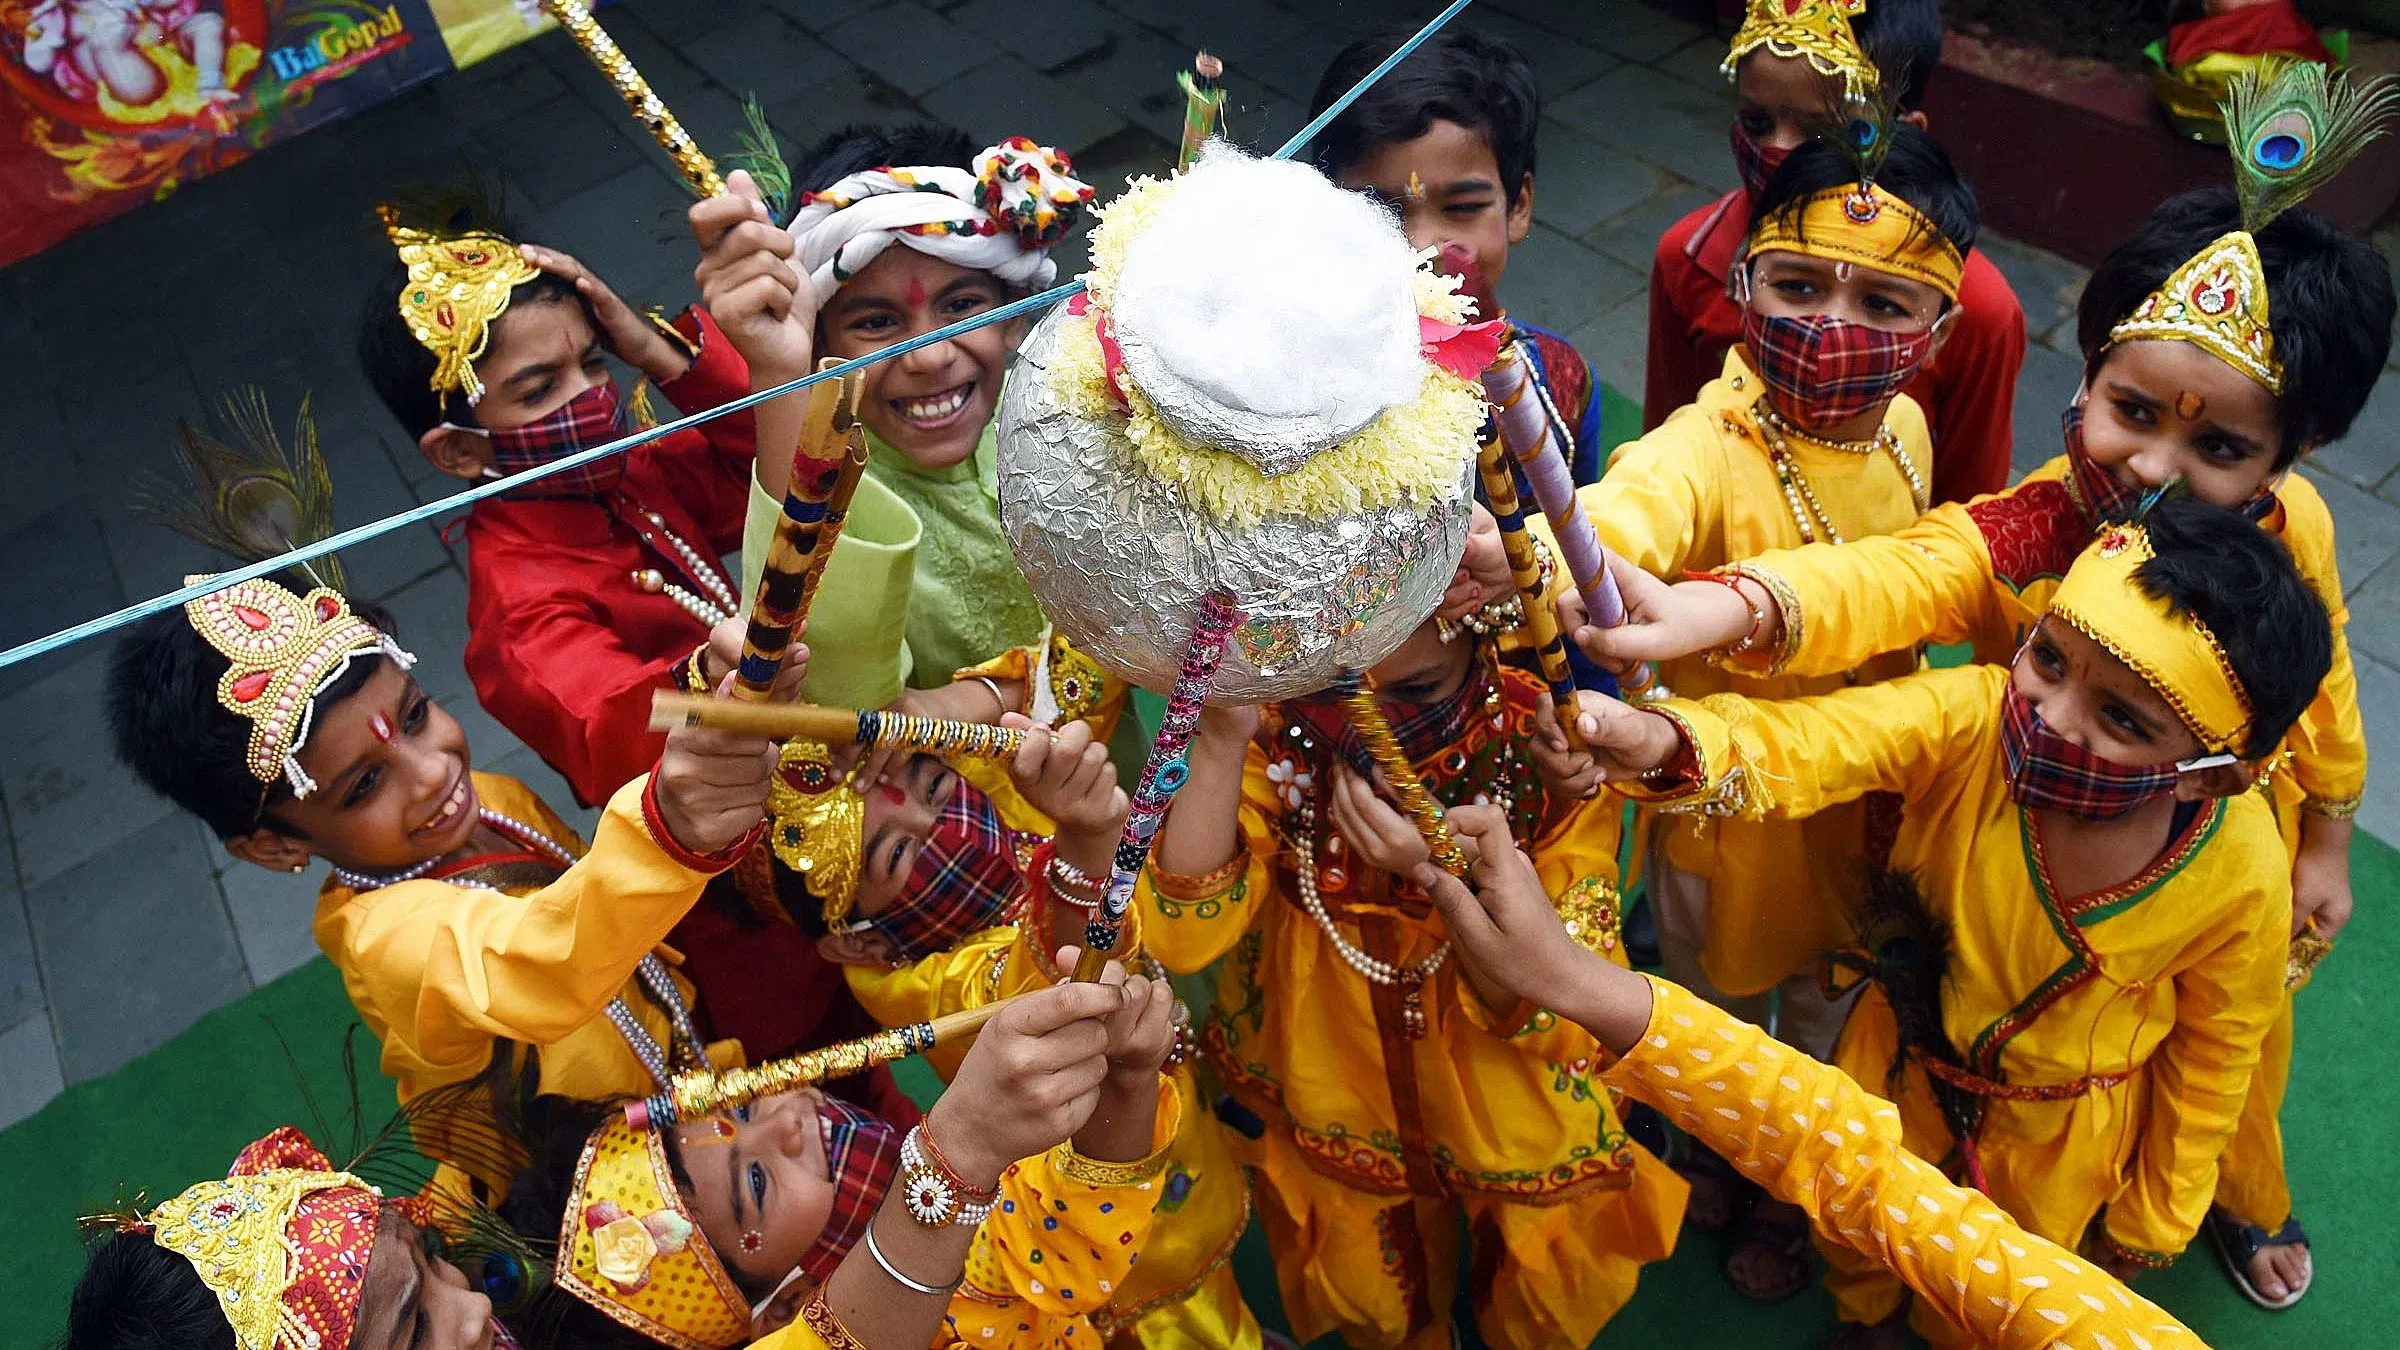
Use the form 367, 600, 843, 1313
11, 828, 2393, 1349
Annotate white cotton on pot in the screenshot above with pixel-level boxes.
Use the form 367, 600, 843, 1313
1108, 145, 1425, 475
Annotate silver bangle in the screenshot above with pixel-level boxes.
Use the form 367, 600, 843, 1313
971, 675, 1010, 718
1048, 850, 1103, 892
863, 1219, 959, 1296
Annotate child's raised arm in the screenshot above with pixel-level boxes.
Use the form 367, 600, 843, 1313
690, 171, 818, 500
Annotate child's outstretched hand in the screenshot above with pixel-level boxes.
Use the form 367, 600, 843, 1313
690, 170, 817, 380
1530, 691, 1603, 801
1571, 553, 1760, 671
1006, 713, 1127, 836
1564, 689, 1688, 782
700, 615, 808, 700
1101, 969, 1176, 1084
652, 672, 778, 856
1324, 764, 1433, 876
518, 243, 692, 384
931, 973, 1127, 1187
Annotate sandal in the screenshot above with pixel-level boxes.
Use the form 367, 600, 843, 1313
2206, 1207, 2312, 1310
1723, 1197, 1814, 1303
1667, 1133, 1757, 1236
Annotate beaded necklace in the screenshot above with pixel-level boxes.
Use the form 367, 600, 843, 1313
1291, 813, 1448, 1039
628, 506, 737, 627
1753, 399, 1928, 545
331, 807, 708, 1090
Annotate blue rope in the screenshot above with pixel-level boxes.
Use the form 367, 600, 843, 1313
0, 0, 1474, 672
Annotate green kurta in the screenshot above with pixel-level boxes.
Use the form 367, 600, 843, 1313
860, 421, 1047, 688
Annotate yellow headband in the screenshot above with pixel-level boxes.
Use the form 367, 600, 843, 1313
377, 204, 542, 406
1723, 0, 1878, 101
767, 737, 865, 921
556, 1114, 752, 1350
1746, 186, 1964, 302
2046, 523, 2252, 753
2106, 229, 2280, 395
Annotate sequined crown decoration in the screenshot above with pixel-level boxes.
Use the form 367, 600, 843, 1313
378, 203, 542, 405
185, 576, 415, 799
766, 737, 865, 920
1723, 0, 1878, 101
2109, 63, 2398, 396
558, 1114, 751, 1350
146, 1127, 384, 1350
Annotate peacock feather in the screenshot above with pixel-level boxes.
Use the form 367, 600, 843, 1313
1814, 70, 1901, 198
723, 92, 793, 223
2223, 61, 2400, 235
135, 388, 346, 591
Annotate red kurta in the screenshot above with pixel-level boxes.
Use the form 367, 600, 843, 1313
1643, 187, 2027, 506
463, 307, 757, 807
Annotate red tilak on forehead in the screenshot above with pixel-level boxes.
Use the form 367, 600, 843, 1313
369, 711, 396, 745
904, 275, 928, 308
879, 783, 908, 806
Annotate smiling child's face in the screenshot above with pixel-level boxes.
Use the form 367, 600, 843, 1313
2078, 339, 2285, 509
817, 248, 1022, 471
266, 659, 479, 872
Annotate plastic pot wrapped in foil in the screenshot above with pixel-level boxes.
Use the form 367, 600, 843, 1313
995, 145, 1495, 703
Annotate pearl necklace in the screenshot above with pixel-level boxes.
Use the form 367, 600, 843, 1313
333, 807, 706, 1089
1291, 815, 1447, 1038
1752, 400, 1927, 545
632, 569, 730, 628
634, 507, 737, 624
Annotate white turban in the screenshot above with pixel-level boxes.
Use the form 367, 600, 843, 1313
786, 137, 1095, 305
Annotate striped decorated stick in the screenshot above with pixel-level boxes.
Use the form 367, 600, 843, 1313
734, 361, 865, 700
1333, 671, 1470, 878
542, 1, 726, 197
1483, 339, 1658, 696
626, 997, 1019, 1128
649, 692, 1026, 759
1473, 428, 1588, 752
1177, 52, 1226, 171
1073, 591, 1240, 981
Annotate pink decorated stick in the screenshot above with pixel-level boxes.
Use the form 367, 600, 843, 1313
1072, 590, 1241, 981
1482, 340, 1656, 694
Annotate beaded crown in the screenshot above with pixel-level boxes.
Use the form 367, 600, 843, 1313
766, 737, 865, 920
558, 1114, 752, 1350
1722, 0, 1878, 101
2046, 523, 2252, 753
2109, 64, 2399, 396
378, 203, 542, 405
146, 1128, 385, 1350
184, 575, 415, 799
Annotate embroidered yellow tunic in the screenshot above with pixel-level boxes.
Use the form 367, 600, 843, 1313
849, 920, 1259, 1350
1139, 709, 1684, 1350
1612, 978, 2208, 1349
1640, 664, 2288, 1330
312, 772, 733, 1193
1581, 347, 1932, 995
758, 1078, 1182, 1349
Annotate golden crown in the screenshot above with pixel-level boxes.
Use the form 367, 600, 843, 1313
766, 737, 865, 922
378, 204, 541, 405
558, 1114, 752, 1350
1723, 0, 1878, 101
184, 575, 414, 799
147, 1161, 377, 1350
2106, 230, 2280, 394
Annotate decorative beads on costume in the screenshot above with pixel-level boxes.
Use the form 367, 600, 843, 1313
1753, 399, 1925, 545
638, 511, 738, 619
329, 807, 575, 891
631, 570, 730, 629
898, 1125, 996, 1227
1292, 818, 1448, 1039
185, 576, 418, 799
542, 0, 725, 197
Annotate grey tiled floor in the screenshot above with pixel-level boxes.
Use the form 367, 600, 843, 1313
0, 0, 2395, 1129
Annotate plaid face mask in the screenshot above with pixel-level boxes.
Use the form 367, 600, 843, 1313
1740, 307, 1936, 431
474, 379, 629, 499
793, 1097, 904, 1283
866, 782, 1028, 964
1731, 124, 1791, 202
2062, 403, 2279, 527
2000, 682, 2181, 820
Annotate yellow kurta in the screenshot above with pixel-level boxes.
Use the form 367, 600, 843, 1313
1611, 978, 2209, 1349
759, 1077, 1182, 1349
1585, 347, 1932, 995
1640, 664, 2289, 1334
312, 772, 734, 1193
1732, 454, 2365, 1230
1140, 701, 1684, 1350
848, 919, 1259, 1350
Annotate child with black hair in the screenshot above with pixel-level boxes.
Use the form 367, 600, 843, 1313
359, 205, 763, 810
1647, 0, 2027, 505
1566, 493, 2325, 1348
1582, 74, 2397, 1307
105, 569, 777, 1203
1307, 26, 1611, 483
1570, 120, 1977, 1299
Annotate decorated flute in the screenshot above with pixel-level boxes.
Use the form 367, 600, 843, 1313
1334, 671, 1472, 878
627, 998, 1017, 1129
1177, 52, 1226, 172
1472, 429, 1586, 752
541, 0, 726, 198
1482, 340, 1658, 696
734, 362, 866, 701
649, 692, 1026, 758
1073, 590, 1240, 981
